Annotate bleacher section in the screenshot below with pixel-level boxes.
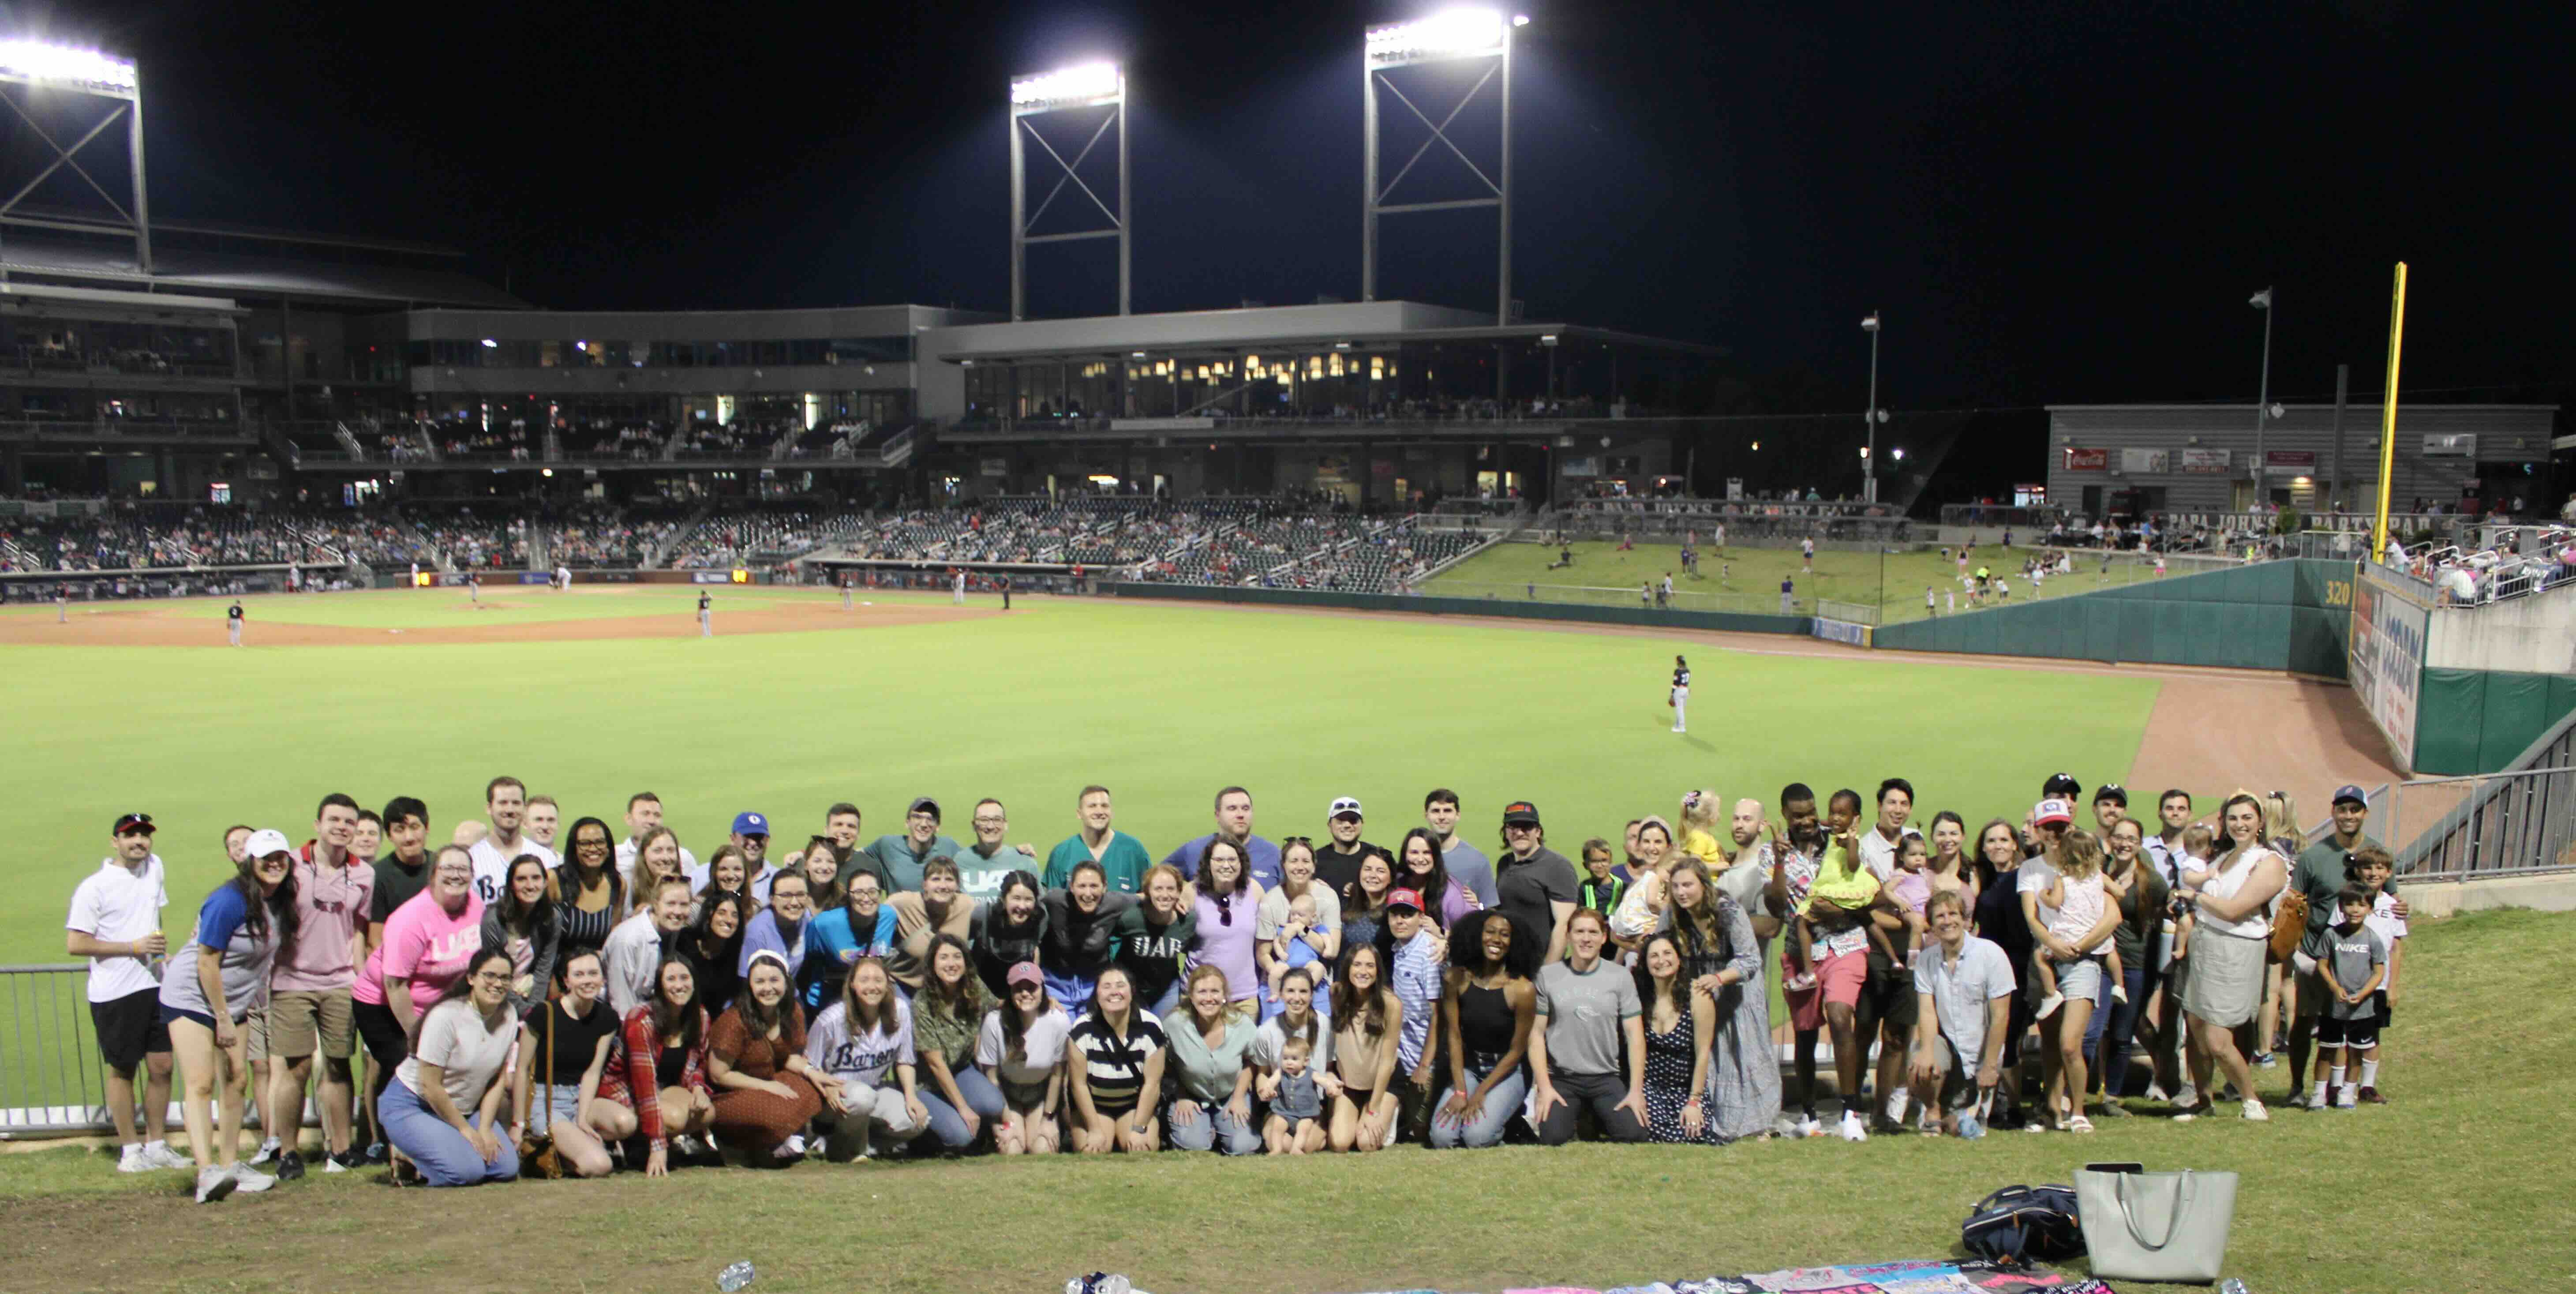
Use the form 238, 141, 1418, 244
664, 506, 872, 568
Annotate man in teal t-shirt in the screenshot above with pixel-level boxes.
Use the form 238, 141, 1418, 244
1044, 786, 1151, 895
863, 797, 964, 893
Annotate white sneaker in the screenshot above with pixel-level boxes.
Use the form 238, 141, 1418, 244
141, 1140, 193, 1170
1793, 1114, 1825, 1138
248, 1137, 281, 1166
323, 1154, 349, 1173
2240, 1097, 2270, 1122
229, 1163, 277, 1193
2035, 992, 2066, 1019
118, 1144, 149, 1174
674, 1134, 708, 1160
2142, 1082, 2171, 1103
1836, 1110, 1869, 1142
195, 1165, 236, 1204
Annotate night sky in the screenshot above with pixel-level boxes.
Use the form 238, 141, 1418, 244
35, 0, 2576, 420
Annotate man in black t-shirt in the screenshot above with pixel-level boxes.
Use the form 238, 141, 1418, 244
1312, 796, 1391, 899
1494, 801, 1579, 961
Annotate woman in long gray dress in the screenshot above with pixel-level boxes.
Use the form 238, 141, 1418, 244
1660, 857, 1778, 1140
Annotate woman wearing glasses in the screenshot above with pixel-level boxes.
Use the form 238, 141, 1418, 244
554, 818, 623, 963
1187, 838, 1264, 1008
379, 946, 522, 1186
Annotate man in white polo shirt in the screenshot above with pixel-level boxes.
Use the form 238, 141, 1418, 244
614, 790, 698, 886
468, 774, 559, 905
64, 811, 189, 1173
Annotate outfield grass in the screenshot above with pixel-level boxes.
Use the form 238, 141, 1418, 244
3, 588, 2158, 966
1431, 539, 2190, 624
4, 908, 2563, 1294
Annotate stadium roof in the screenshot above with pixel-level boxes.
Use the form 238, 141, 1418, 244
925, 299, 1724, 364
0, 233, 526, 311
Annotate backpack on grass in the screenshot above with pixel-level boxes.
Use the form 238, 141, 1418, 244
1961, 1183, 2085, 1264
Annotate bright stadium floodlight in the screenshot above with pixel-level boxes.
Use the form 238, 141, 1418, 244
0, 36, 150, 270
1010, 61, 1129, 319
1362, 9, 1519, 327
1365, 10, 1506, 66
0, 39, 137, 90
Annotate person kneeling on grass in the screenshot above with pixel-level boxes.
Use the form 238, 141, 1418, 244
805, 958, 929, 1160
1910, 890, 2014, 1138
979, 962, 1071, 1155
1529, 908, 1650, 1145
707, 949, 826, 1163
1067, 965, 1166, 1154
607, 953, 717, 1174
518, 950, 636, 1178
380, 946, 521, 1187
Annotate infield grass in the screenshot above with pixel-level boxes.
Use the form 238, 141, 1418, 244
4, 908, 2563, 1294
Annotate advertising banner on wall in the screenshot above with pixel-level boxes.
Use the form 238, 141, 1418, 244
2061, 447, 2108, 471
2178, 448, 2233, 474
2350, 568, 2429, 770
2118, 448, 2170, 474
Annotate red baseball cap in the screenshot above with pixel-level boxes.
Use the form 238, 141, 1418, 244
1385, 888, 1427, 913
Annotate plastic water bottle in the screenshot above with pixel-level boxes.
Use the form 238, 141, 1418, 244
716, 1260, 756, 1291
2217, 1280, 2249, 1294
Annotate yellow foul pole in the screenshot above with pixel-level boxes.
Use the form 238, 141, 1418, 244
2372, 263, 2408, 562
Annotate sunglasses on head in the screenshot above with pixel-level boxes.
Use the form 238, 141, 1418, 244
1281, 836, 1313, 848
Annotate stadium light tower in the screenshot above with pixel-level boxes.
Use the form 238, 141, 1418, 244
1362, 9, 1517, 323
0, 38, 149, 272
1009, 61, 1127, 320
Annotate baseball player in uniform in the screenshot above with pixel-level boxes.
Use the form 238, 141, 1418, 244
468, 572, 481, 604
556, 564, 572, 593
1801, 536, 1815, 571
55, 586, 67, 623
1669, 655, 1691, 734
841, 576, 854, 611
952, 569, 966, 605
227, 600, 244, 646
698, 590, 713, 637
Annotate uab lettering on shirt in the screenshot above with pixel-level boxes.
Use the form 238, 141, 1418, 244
1127, 929, 1187, 961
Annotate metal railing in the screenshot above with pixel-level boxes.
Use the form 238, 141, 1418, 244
2390, 706, 2576, 881
0, 963, 116, 1135
1816, 597, 1878, 625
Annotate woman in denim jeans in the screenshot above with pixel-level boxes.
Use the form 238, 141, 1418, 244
909, 934, 1007, 1151
1429, 909, 1536, 1148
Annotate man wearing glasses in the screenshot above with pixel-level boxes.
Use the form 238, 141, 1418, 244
958, 799, 1030, 903
863, 798, 964, 894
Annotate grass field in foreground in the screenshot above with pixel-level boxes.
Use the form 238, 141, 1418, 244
5, 908, 2564, 1294
1431, 539, 2190, 623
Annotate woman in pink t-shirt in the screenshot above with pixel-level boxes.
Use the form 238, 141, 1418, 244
352, 845, 486, 1139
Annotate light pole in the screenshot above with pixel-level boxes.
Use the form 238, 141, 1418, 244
1861, 313, 1882, 503
2250, 287, 2274, 509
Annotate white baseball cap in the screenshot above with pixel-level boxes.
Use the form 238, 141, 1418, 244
1329, 796, 1363, 819
242, 828, 294, 859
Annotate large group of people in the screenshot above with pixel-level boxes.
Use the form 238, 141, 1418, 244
66, 772, 2414, 1200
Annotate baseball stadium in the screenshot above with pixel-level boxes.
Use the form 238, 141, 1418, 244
4, 12, 2575, 1294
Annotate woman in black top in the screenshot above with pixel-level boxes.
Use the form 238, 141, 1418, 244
972, 870, 1047, 998
518, 950, 634, 1176
480, 855, 560, 1021
554, 817, 624, 963
1429, 909, 1535, 1149
1041, 861, 1136, 1019
1968, 818, 2037, 1128
1113, 864, 1197, 1018
682, 892, 750, 1016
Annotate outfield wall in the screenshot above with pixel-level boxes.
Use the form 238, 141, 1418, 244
1105, 582, 1815, 635
1871, 558, 2355, 676
2411, 668, 2576, 775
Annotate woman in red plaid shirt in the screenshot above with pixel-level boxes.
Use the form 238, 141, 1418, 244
600, 954, 715, 1175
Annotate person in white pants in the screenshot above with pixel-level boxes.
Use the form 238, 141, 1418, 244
698, 591, 712, 638
952, 571, 966, 605
1669, 655, 1691, 734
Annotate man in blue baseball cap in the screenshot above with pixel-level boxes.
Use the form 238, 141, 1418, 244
2287, 784, 2404, 1107
730, 810, 779, 902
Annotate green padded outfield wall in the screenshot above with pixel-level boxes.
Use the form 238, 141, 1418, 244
1870, 558, 2355, 677
2411, 668, 2576, 776
1105, 582, 1814, 636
